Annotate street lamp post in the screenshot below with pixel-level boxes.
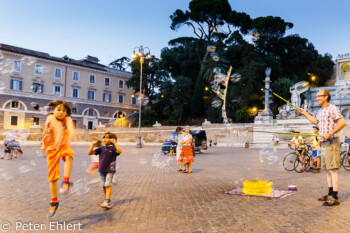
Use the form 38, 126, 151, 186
133, 46, 152, 148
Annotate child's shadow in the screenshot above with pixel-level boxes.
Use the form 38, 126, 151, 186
62, 197, 142, 229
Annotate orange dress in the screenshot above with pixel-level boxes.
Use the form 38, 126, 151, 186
178, 134, 194, 163
42, 115, 75, 181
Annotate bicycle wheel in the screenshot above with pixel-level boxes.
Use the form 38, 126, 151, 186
294, 155, 306, 173
341, 151, 350, 171
304, 153, 312, 171
283, 152, 296, 171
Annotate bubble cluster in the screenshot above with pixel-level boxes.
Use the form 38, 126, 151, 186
138, 94, 149, 105
71, 179, 90, 196
335, 85, 350, 98
152, 151, 173, 169
258, 148, 278, 165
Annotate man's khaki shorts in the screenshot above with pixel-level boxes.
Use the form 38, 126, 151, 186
321, 138, 340, 170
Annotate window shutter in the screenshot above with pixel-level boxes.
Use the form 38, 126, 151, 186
19, 80, 22, 91
41, 84, 44, 93
10, 80, 13, 89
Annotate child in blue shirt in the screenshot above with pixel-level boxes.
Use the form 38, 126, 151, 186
88, 132, 122, 209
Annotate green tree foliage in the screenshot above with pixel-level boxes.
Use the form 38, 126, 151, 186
109, 57, 130, 71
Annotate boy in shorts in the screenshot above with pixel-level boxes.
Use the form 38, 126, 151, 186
88, 132, 122, 209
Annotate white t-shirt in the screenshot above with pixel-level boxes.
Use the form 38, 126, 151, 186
182, 134, 192, 146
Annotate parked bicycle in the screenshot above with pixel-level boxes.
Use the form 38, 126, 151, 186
341, 136, 350, 171
283, 145, 313, 173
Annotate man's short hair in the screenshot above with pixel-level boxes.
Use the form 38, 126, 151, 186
319, 89, 331, 102
104, 132, 117, 140
176, 127, 182, 133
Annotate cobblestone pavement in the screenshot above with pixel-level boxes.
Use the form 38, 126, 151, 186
1, 145, 350, 233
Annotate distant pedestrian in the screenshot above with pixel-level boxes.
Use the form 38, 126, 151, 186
178, 126, 194, 173
0, 141, 12, 160
299, 89, 346, 206
87, 138, 103, 178
176, 127, 185, 172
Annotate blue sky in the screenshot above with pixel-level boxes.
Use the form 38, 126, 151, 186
1, 0, 349, 67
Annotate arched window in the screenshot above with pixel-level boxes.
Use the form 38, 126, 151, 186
113, 111, 125, 118
340, 63, 350, 80
82, 108, 99, 117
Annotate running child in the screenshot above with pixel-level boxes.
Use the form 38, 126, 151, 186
1, 141, 12, 160
88, 132, 122, 209
41, 100, 75, 218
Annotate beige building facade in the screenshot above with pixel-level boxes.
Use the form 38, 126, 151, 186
0, 43, 138, 130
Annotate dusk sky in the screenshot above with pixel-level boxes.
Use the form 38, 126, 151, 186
1, 0, 349, 67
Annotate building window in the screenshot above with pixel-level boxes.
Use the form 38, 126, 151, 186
10, 115, 18, 126
55, 68, 62, 78
88, 108, 94, 116
10, 79, 22, 91
88, 90, 95, 100
89, 75, 95, 84
32, 117, 39, 126
35, 64, 43, 76
132, 96, 137, 105
53, 85, 62, 96
119, 80, 124, 89
72, 88, 79, 98
105, 77, 110, 87
103, 93, 111, 102
11, 101, 19, 109
13, 61, 21, 72
73, 71, 79, 81
118, 94, 124, 104
72, 108, 77, 114
32, 82, 44, 93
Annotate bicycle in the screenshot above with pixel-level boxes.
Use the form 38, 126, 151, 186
294, 145, 314, 173
340, 136, 350, 170
283, 145, 312, 173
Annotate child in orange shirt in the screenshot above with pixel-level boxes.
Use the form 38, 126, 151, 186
41, 100, 75, 218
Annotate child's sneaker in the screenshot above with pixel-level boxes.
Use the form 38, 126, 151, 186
60, 181, 73, 194
47, 202, 59, 218
100, 200, 112, 209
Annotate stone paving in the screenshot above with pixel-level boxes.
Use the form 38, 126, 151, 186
1, 145, 350, 233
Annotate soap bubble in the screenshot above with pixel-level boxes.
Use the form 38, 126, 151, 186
152, 151, 172, 169
71, 179, 90, 196
20, 56, 36, 66
139, 158, 147, 165
31, 83, 42, 93
211, 84, 220, 92
211, 98, 223, 108
138, 94, 149, 105
81, 161, 87, 167
291, 81, 309, 94
0, 59, 12, 68
230, 73, 241, 82
18, 164, 33, 174
335, 86, 350, 98
250, 31, 261, 42
258, 148, 278, 165
207, 46, 216, 53
213, 56, 220, 62
213, 67, 222, 74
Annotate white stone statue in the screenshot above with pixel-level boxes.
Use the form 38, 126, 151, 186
291, 89, 301, 108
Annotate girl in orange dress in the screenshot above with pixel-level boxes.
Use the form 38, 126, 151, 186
178, 126, 194, 173
41, 100, 75, 218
